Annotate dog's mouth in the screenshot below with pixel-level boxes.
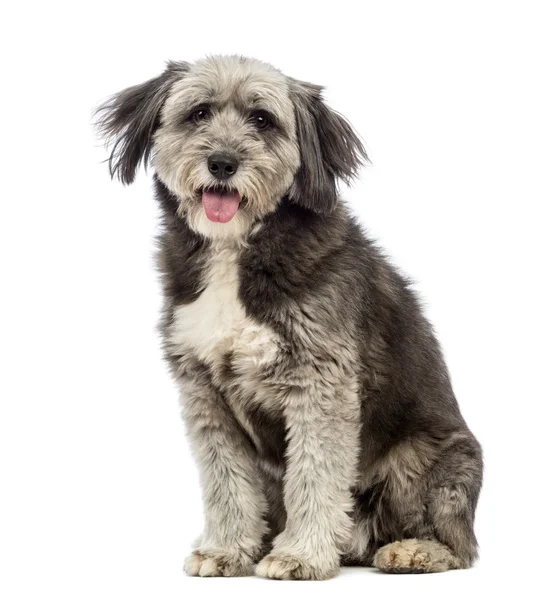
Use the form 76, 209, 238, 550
199, 186, 242, 223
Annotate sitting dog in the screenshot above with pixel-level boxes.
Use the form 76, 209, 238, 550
96, 55, 482, 580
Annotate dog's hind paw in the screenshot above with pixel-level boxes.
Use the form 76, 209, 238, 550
184, 549, 254, 577
373, 539, 463, 574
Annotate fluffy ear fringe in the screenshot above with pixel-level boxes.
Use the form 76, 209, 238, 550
288, 80, 368, 214
93, 61, 189, 185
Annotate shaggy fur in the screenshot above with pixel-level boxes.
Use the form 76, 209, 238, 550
96, 55, 482, 580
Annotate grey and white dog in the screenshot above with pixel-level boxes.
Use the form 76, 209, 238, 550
96, 55, 482, 580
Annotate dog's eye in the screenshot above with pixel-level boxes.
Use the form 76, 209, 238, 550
189, 106, 211, 123
250, 110, 272, 130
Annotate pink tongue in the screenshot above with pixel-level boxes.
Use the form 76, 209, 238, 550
201, 189, 241, 223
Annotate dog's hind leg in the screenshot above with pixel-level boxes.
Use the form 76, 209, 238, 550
373, 433, 483, 574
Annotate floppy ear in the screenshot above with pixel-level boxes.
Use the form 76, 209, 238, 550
94, 61, 189, 184
288, 80, 367, 214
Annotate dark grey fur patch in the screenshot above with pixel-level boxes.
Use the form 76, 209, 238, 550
154, 177, 209, 310
288, 80, 367, 214
94, 61, 189, 184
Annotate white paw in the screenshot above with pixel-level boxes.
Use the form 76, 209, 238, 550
255, 553, 339, 580
184, 549, 254, 577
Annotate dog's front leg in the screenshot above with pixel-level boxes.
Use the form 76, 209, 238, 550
256, 371, 360, 580
181, 376, 268, 577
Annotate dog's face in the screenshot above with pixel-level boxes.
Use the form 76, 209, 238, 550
154, 57, 300, 238
96, 56, 366, 239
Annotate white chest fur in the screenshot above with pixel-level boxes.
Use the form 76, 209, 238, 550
170, 245, 278, 374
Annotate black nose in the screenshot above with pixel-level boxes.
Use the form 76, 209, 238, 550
207, 153, 239, 180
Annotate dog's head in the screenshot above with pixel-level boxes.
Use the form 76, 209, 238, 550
96, 56, 366, 239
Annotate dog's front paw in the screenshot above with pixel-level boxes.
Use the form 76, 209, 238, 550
255, 553, 339, 580
184, 549, 254, 577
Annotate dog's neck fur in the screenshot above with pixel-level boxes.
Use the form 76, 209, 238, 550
154, 175, 360, 358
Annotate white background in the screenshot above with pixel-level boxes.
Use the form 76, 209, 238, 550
1, 1, 554, 598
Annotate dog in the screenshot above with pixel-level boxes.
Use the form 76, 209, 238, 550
96, 55, 482, 580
